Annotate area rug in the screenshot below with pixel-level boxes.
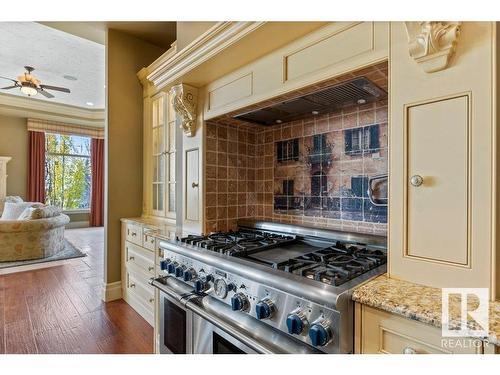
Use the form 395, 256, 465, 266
0, 239, 86, 269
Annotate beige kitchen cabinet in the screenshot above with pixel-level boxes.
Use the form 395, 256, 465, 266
355, 304, 483, 354
389, 22, 497, 297
483, 343, 500, 354
203, 22, 389, 120
138, 46, 178, 225
121, 220, 157, 326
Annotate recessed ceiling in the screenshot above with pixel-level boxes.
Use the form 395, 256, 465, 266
0, 22, 105, 109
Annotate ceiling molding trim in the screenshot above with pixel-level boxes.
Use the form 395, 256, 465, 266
146, 22, 266, 90
0, 93, 105, 127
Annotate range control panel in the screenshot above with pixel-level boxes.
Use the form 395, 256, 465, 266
159, 248, 341, 352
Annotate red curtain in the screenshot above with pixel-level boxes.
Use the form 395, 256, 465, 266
90, 138, 104, 227
27, 131, 46, 203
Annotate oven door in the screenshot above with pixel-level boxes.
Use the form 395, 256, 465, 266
159, 290, 192, 354
192, 313, 257, 354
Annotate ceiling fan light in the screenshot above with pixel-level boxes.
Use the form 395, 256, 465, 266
20, 85, 38, 97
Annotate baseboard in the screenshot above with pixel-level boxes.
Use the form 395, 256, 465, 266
102, 281, 122, 302
66, 221, 90, 229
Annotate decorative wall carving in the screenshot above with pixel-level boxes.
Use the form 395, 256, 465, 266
169, 84, 198, 137
405, 22, 461, 73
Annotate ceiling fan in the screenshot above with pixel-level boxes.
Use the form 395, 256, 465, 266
0, 66, 71, 98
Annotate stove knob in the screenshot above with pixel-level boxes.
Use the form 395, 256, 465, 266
286, 311, 308, 335
227, 283, 237, 292
255, 298, 275, 320
175, 265, 186, 278
308, 320, 332, 347
167, 262, 178, 274
194, 278, 210, 294
159, 259, 170, 271
183, 268, 196, 282
231, 293, 249, 311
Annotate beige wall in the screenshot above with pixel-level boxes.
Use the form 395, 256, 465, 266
176, 22, 217, 50
0, 114, 28, 199
106, 29, 165, 284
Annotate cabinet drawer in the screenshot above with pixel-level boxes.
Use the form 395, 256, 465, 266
359, 305, 482, 354
126, 269, 155, 309
143, 232, 156, 251
125, 223, 143, 246
125, 241, 155, 276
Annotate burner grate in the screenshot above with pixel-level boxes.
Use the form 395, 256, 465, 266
180, 230, 296, 256
179, 231, 386, 287
276, 242, 387, 286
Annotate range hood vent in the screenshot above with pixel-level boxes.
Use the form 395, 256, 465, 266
233, 77, 387, 126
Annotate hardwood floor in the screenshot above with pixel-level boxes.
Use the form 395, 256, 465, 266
0, 227, 153, 354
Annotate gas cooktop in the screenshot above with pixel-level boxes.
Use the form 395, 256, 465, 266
180, 229, 386, 287
158, 221, 387, 353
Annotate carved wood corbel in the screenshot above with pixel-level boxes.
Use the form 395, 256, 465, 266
405, 22, 461, 73
169, 84, 198, 137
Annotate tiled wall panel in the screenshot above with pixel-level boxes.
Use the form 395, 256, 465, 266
205, 62, 388, 235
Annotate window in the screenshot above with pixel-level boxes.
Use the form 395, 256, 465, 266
311, 172, 327, 197
312, 134, 327, 154
351, 176, 368, 198
277, 138, 299, 162
282, 180, 294, 196
45, 133, 91, 210
344, 124, 379, 154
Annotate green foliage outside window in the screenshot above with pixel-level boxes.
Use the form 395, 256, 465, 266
45, 133, 91, 210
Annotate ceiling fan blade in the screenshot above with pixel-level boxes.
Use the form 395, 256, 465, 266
1, 85, 17, 90
0, 76, 17, 83
38, 89, 55, 98
39, 84, 70, 93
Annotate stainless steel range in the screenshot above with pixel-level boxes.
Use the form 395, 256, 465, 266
151, 220, 386, 354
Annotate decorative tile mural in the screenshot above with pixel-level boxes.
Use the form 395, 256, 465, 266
205, 61, 388, 235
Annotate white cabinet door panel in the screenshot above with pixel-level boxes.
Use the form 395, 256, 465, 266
406, 95, 470, 265
186, 148, 200, 221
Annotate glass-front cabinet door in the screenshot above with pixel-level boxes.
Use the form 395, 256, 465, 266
151, 94, 165, 216
166, 94, 176, 219
151, 93, 176, 220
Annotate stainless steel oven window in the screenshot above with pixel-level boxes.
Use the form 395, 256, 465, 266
213, 332, 246, 354
159, 291, 192, 354
191, 312, 257, 354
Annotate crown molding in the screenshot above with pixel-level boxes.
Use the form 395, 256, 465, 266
405, 21, 461, 73
0, 92, 105, 127
146, 22, 266, 90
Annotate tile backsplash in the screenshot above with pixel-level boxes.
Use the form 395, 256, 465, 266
205, 62, 388, 235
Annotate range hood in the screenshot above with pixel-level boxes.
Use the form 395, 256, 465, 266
233, 77, 387, 126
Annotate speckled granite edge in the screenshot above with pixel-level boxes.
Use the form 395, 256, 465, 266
352, 275, 500, 347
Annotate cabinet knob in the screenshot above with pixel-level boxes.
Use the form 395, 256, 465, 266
128, 256, 135, 261
403, 346, 417, 354
410, 175, 424, 187
130, 283, 136, 288
192, 182, 199, 188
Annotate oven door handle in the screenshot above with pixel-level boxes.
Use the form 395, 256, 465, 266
150, 276, 196, 303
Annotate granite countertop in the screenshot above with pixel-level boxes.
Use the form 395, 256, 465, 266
352, 275, 500, 347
